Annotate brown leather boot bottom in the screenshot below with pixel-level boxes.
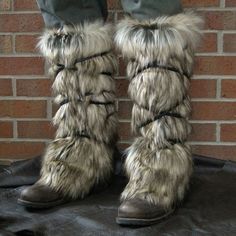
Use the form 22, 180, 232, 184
116, 198, 175, 226
18, 183, 68, 209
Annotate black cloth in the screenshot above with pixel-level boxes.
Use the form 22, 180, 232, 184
0, 155, 236, 235
0, 157, 41, 188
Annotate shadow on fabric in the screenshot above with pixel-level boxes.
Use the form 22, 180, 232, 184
0, 154, 236, 236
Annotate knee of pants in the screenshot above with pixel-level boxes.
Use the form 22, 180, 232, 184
121, 0, 183, 20
36, 0, 108, 28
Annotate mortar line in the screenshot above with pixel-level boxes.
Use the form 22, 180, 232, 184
217, 31, 224, 54
216, 78, 222, 99
216, 122, 221, 142
13, 120, 17, 139
12, 77, 16, 97
220, 0, 226, 8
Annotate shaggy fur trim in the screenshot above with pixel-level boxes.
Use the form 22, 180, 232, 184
122, 139, 192, 208
128, 70, 190, 114
115, 11, 202, 64
37, 22, 118, 198
132, 97, 191, 134
39, 137, 114, 199
115, 12, 202, 208
38, 21, 114, 63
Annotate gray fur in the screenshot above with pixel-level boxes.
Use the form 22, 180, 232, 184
115, 11, 202, 209
37, 21, 118, 199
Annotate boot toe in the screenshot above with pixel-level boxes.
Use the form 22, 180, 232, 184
20, 184, 60, 203
117, 198, 174, 226
18, 183, 66, 208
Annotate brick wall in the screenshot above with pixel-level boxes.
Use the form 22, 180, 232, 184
0, 0, 236, 162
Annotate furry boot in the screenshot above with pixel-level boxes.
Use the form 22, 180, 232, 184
115, 11, 202, 225
18, 21, 118, 208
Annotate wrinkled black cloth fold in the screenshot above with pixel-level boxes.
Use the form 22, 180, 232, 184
0, 156, 41, 188
0, 155, 236, 235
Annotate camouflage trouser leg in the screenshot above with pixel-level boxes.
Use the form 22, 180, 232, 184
36, 0, 183, 27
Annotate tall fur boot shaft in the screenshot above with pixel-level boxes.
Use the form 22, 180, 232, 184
37, 22, 118, 199
115, 11, 202, 209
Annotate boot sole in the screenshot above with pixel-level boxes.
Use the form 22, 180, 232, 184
116, 208, 175, 226
17, 198, 68, 209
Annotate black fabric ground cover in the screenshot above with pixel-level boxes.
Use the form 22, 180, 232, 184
0, 155, 236, 236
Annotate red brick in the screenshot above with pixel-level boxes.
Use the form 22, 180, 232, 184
223, 34, 236, 53
52, 103, 59, 117
0, 100, 46, 118
118, 122, 132, 141
192, 102, 236, 120
107, 0, 122, 10
225, 0, 236, 7
198, 33, 217, 53
0, 14, 43, 32
118, 101, 132, 119
0, 79, 12, 96
116, 79, 129, 97
0, 141, 45, 159
221, 80, 236, 98
0, 121, 13, 138
192, 145, 236, 161
16, 79, 51, 97
183, 0, 219, 7
190, 79, 216, 98
203, 11, 236, 30
0, 0, 11, 11
189, 123, 216, 142
14, 0, 38, 11
0, 35, 12, 53
194, 56, 236, 75
117, 142, 130, 151
107, 12, 116, 24
15, 35, 39, 53
18, 121, 55, 139
0, 57, 44, 75
221, 124, 236, 142
119, 57, 126, 76
117, 12, 125, 20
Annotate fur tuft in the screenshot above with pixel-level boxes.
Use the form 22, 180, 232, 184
39, 137, 113, 199
115, 11, 202, 63
121, 138, 192, 208
38, 21, 114, 63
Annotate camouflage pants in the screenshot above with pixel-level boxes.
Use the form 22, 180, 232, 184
36, 0, 182, 27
